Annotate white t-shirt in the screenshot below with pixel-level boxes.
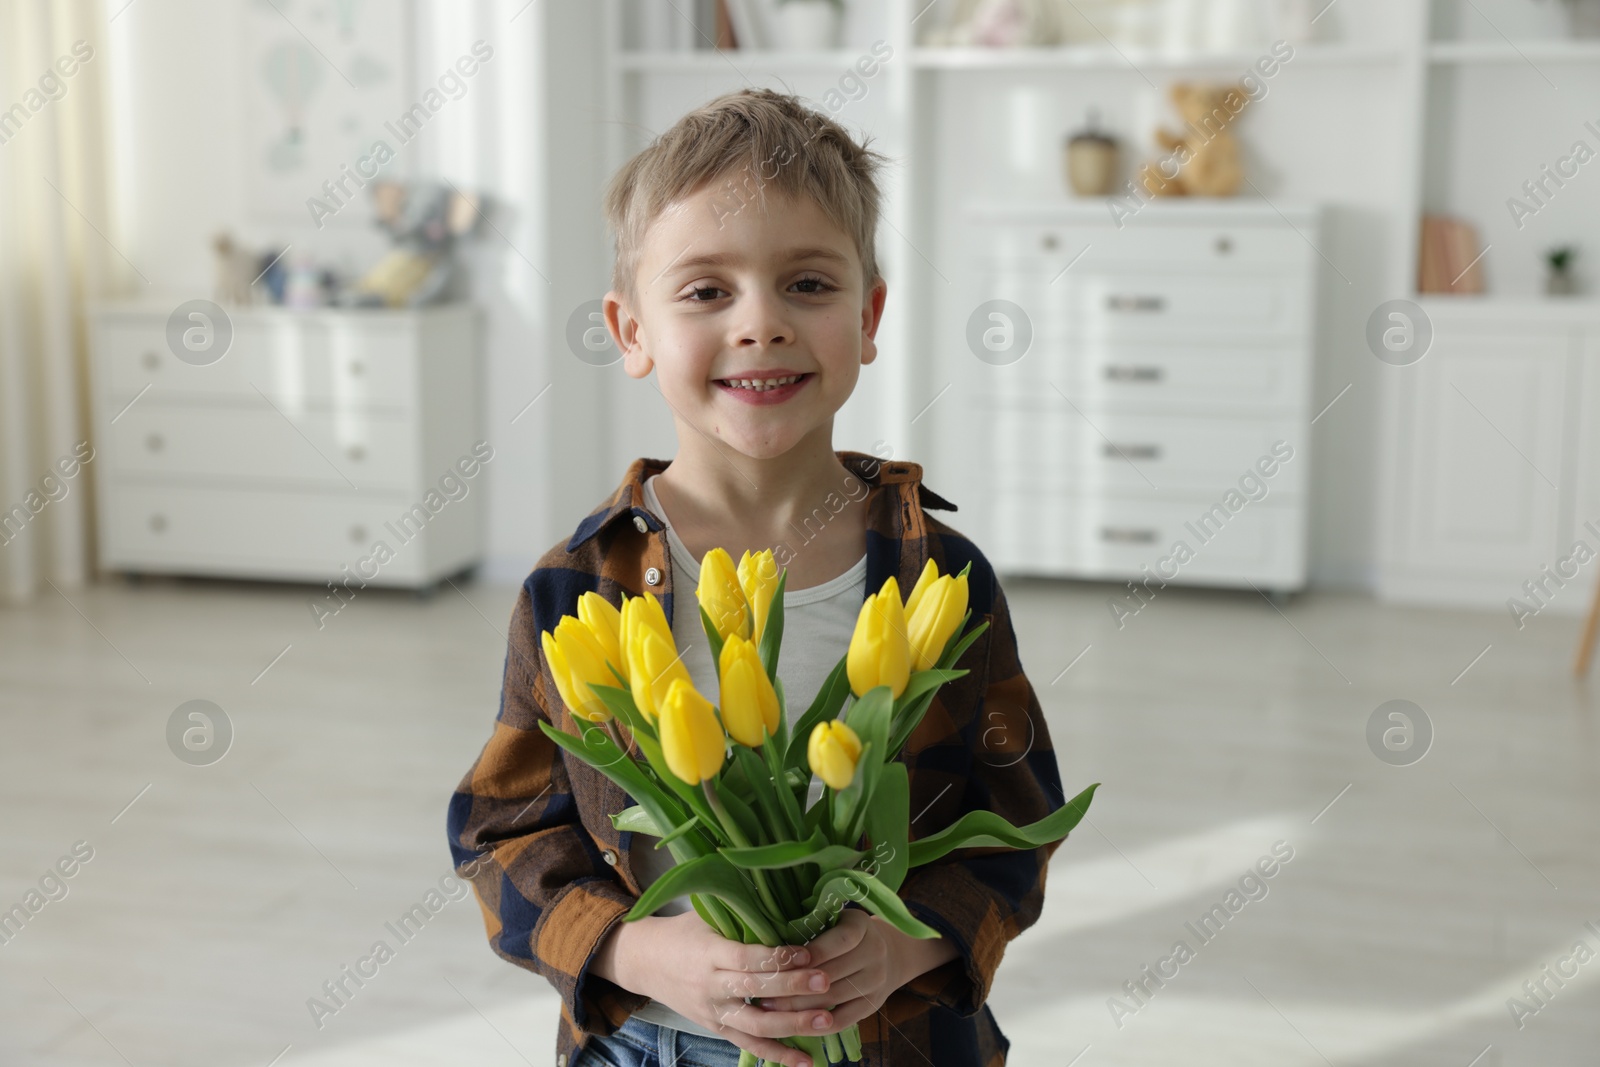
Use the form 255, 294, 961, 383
627, 473, 863, 1038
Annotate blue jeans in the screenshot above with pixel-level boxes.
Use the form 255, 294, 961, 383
573, 1013, 747, 1067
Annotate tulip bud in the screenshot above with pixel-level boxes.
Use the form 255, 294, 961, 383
659, 677, 726, 784
625, 624, 691, 722
698, 547, 750, 642
846, 576, 911, 699
718, 633, 780, 747
808, 720, 863, 791
576, 590, 626, 683
906, 568, 968, 673
737, 549, 780, 647
541, 618, 615, 722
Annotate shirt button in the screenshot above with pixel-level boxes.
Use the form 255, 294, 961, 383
645, 567, 661, 586
633, 515, 648, 533
602, 848, 618, 866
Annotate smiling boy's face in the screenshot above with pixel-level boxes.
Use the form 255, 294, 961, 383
604, 179, 887, 462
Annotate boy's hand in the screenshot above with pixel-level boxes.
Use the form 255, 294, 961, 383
751, 909, 956, 1031
612, 911, 835, 1067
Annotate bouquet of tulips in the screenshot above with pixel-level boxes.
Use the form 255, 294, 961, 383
538, 548, 1098, 1067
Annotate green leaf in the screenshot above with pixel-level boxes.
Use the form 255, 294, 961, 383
758, 568, 787, 684
939, 615, 989, 670
806, 868, 940, 940
699, 603, 726, 671
863, 762, 910, 891
720, 834, 871, 876
771, 674, 790, 758
784, 655, 852, 776
653, 812, 704, 849
537, 720, 706, 857
843, 685, 893, 765
720, 829, 825, 869
908, 783, 1099, 868
623, 852, 780, 945
610, 804, 661, 836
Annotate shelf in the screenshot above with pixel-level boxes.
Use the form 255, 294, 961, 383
613, 42, 1404, 73
614, 49, 870, 72
1412, 294, 1600, 322
1428, 39, 1600, 63
910, 42, 1403, 71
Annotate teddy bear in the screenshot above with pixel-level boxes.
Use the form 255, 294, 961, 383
1136, 81, 1250, 197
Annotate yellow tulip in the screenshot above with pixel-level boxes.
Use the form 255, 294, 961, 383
659, 677, 726, 783
903, 558, 939, 623
698, 547, 750, 643
905, 565, 969, 673
846, 575, 911, 699
737, 549, 780, 647
808, 720, 863, 791
577, 590, 626, 683
541, 618, 615, 723
621, 592, 690, 721
718, 633, 780, 747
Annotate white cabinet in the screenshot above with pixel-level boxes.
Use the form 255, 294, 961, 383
88, 303, 485, 589
1379, 300, 1596, 611
964, 202, 1321, 595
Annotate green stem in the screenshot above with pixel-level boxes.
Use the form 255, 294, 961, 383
821, 1030, 845, 1063
840, 1022, 863, 1061
703, 779, 789, 929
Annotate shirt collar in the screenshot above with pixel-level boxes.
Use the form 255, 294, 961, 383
564, 450, 957, 554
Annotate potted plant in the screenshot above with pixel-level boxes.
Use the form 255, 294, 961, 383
1546, 246, 1579, 296
775, 0, 844, 50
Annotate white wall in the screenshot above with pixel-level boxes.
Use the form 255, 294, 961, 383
104, 0, 609, 586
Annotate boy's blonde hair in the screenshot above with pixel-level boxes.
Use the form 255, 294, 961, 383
603, 88, 891, 306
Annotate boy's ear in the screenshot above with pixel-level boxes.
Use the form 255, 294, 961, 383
604, 290, 652, 378
859, 276, 889, 367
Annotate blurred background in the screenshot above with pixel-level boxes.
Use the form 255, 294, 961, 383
2, 0, 1599, 1064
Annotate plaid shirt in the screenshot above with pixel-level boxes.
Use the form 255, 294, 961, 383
446, 450, 1070, 1067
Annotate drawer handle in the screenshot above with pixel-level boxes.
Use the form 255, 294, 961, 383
1101, 526, 1158, 544
1215, 235, 1233, 255
149, 513, 168, 533
1041, 233, 1059, 250
141, 350, 160, 370
145, 433, 165, 452
1104, 443, 1161, 461
348, 360, 366, 377
1105, 294, 1165, 313
350, 524, 367, 544
1103, 365, 1165, 382
346, 445, 366, 462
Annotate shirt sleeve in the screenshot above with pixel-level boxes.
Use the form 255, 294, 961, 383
445, 575, 650, 1037
895, 571, 1069, 1018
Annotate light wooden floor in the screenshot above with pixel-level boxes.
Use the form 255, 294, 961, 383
1, 574, 1596, 1066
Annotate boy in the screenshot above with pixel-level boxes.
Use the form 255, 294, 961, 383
446, 88, 1068, 1067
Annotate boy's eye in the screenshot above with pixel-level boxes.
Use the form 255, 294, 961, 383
679, 276, 837, 303
792, 275, 837, 295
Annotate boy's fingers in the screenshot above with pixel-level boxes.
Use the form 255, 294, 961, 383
798, 920, 862, 965
719, 965, 829, 1001
728, 1002, 833, 1041
724, 941, 809, 972
721, 1029, 813, 1067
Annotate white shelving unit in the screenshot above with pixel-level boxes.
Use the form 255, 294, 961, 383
88, 302, 486, 590
593, 0, 1600, 603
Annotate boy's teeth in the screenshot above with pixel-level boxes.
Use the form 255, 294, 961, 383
723, 374, 803, 391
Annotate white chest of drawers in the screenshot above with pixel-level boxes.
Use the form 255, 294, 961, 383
962, 202, 1321, 595
88, 302, 485, 590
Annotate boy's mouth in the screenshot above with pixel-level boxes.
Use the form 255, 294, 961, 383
714, 373, 809, 391
713, 372, 813, 404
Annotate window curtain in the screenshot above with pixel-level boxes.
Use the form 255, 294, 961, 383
0, 1, 123, 604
